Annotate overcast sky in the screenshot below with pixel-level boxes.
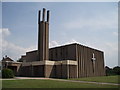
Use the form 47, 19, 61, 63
1, 2, 118, 68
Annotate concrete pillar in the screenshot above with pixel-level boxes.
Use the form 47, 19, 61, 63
38, 8, 50, 61
38, 10, 41, 61
38, 10, 41, 24
42, 8, 46, 21
67, 64, 69, 79
31, 65, 34, 76
47, 10, 50, 22
75, 44, 78, 78
45, 22, 49, 60
80, 46, 83, 77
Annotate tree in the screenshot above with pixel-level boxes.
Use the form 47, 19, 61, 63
105, 66, 115, 76
113, 66, 120, 75
2, 68, 14, 78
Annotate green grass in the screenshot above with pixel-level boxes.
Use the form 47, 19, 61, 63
69, 75, 119, 84
2, 79, 119, 88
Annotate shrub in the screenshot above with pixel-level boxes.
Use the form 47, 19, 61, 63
2, 68, 14, 78
113, 66, 120, 75
105, 66, 120, 76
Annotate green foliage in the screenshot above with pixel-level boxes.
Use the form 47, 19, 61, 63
2, 68, 14, 78
113, 66, 120, 75
105, 66, 120, 76
105, 66, 115, 76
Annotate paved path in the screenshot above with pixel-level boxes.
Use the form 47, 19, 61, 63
1, 77, 120, 86
49, 78, 120, 86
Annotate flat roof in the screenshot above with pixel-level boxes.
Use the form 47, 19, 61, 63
26, 43, 103, 54
49, 43, 103, 53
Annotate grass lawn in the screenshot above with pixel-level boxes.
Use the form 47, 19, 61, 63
2, 79, 119, 88
69, 75, 119, 84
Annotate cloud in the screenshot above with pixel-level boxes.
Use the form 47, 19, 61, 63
2, 40, 26, 59
101, 42, 118, 67
49, 40, 59, 48
1, 28, 61, 60
25, 45, 37, 52
113, 32, 118, 36
63, 11, 117, 31
61, 10, 118, 68
49, 39, 81, 48
1, 28, 118, 67
1, 28, 37, 60
55, 38, 118, 68
49, 39, 80, 48
2, 40, 37, 60
0, 28, 11, 37
65, 39, 79, 45
84, 41, 118, 68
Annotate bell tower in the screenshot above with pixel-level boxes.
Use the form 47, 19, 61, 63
38, 8, 50, 61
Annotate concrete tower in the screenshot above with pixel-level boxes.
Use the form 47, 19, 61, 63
38, 8, 50, 61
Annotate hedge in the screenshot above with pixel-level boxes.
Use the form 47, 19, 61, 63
2, 68, 14, 78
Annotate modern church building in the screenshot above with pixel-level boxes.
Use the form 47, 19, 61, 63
2, 8, 105, 78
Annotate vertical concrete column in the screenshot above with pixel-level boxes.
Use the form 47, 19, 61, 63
75, 44, 78, 78
102, 52, 105, 76
88, 48, 91, 77
38, 10, 41, 61
77, 45, 80, 78
83, 47, 85, 77
80, 46, 83, 77
79, 46, 81, 77
44, 22, 49, 60
100, 52, 103, 76
85, 47, 87, 77
42, 8, 46, 21
47, 10, 50, 22
67, 61, 69, 79
38, 10, 41, 24
45, 10, 50, 60
38, 8, 50, 61
96, 51, 99, 76
86, 47, 88, 77
79, 45, 81, 78
39, 22, 45, 61
31, 64, 34, 76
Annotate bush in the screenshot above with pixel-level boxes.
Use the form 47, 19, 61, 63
2, 68, 14, 78
105, 66, 120, 76
113, 66, 120, 75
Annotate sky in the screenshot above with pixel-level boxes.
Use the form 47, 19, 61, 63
1, 2, 118, 68
1, 0, 119, 2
